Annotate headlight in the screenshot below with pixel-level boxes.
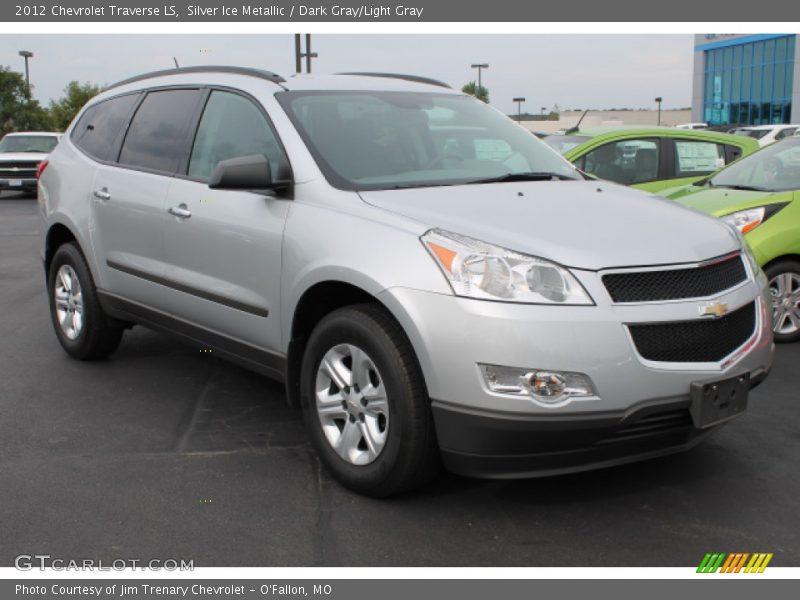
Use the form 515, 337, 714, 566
422, 228, 593, 305
722, 207, 765, 234
721, 203, 788, 235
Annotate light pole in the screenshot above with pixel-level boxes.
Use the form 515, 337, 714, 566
655, 96, 663, 126
541, 106, 546, 120
18, 50, 33, 98
471, 63, 488, 99
295, 34, 318, 74
513, 97, 526, 122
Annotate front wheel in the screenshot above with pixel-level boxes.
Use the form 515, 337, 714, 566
300, 304, 439, 497
765, 259, 800, 343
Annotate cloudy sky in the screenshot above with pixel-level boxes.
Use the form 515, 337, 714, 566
0, 34, 694, 113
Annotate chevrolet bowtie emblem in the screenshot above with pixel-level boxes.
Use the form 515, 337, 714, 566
701, 302, 729, 318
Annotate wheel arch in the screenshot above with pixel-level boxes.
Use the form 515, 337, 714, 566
44, 222, 79, 279
43, 217, 105, 287
285, 279, 426, 410
762, 254, 800, 271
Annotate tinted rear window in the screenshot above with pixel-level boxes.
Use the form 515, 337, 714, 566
734, 129, 769, 140
71, 94, 139, 161
119, 89, 201, 173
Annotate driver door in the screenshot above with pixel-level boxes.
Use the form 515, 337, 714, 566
161, 89, 290, 357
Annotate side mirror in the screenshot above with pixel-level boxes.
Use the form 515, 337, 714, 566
208, 154, 290, 193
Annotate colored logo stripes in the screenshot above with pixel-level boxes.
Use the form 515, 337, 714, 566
697, 552, 773, 573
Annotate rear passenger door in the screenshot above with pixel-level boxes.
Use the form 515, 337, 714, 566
663, 138, 731, 190
90, 88, 204, 307
160, 89, 291, 359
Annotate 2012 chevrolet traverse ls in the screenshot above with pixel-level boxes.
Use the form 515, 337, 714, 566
38, 67, 774, 496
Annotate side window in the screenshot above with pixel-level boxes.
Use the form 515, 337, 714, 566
70, 94, 139, 162
674, 140, 726, 177
119, 89, 201, 173
188, 91, 286, 182
775, 127, 797, 141
582, 139, 659, 185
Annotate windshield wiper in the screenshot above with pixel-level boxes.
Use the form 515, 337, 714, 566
388, 182, 459, 190
710, 184, 771, 192
465, 172, 576, 185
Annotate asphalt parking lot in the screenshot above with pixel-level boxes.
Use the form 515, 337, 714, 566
1, 192, 798, 567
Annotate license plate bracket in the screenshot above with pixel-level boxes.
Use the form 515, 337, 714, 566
690, 372, 749, 428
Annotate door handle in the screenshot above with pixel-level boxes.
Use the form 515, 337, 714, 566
93, 188, 111, 201
168, 204, 192, 219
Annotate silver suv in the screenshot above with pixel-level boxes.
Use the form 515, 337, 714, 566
38, 67, 774, 496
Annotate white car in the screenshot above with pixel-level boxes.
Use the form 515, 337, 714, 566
675, 122, 708, 130
0, 131, 62, 195
731, 124, 799, 147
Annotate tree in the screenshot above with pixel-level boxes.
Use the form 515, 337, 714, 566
49, 81, 102, 131
0, 66, 53, 137
461, 81, 489, 103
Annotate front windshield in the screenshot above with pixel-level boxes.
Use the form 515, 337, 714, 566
543, 135, 592, 154
277, 91, 580, 190
0, 135, 59, 153
709, 137, 800, 192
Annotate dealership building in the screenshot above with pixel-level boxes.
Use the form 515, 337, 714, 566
691, 33, 800, 126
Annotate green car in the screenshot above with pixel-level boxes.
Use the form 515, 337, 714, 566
544, 126, 759, 193
659, 136, 800, 342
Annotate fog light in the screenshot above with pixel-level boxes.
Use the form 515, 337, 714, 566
521, 371, 566, 398
479, 364, 596, 406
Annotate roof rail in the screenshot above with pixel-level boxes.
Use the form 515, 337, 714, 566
106, 66, 287, 91
337, 72, 452, 89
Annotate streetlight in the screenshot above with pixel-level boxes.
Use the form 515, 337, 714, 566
295, 34, 318, 74
471, 63, 489, 98
513, 97, 526, 122
655, 96, 663, 126
18, 50, 33, 97
541, 106, 547, 120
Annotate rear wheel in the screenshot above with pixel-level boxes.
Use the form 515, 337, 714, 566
300, 304, 439, 497
765, 259, 800, 343
48, 242, 124, 359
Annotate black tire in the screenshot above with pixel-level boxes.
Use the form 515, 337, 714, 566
47, 242, 124, 360
765, 259, 800, 343
300, 304, 440, 497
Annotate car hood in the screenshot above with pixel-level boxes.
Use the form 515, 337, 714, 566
0, 151, 48, 162
359, 180, 740, 270
672, 186, 795, 217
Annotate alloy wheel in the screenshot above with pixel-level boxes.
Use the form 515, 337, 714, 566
53, 264, 84, 340
315, 343, 389, 465
769, 271, 800, 335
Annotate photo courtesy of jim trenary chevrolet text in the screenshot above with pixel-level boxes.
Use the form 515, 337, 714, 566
0, 0, 798, 597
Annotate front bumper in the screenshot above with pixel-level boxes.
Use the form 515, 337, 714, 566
433, 371, 767, 478
377, 270, 774, 478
